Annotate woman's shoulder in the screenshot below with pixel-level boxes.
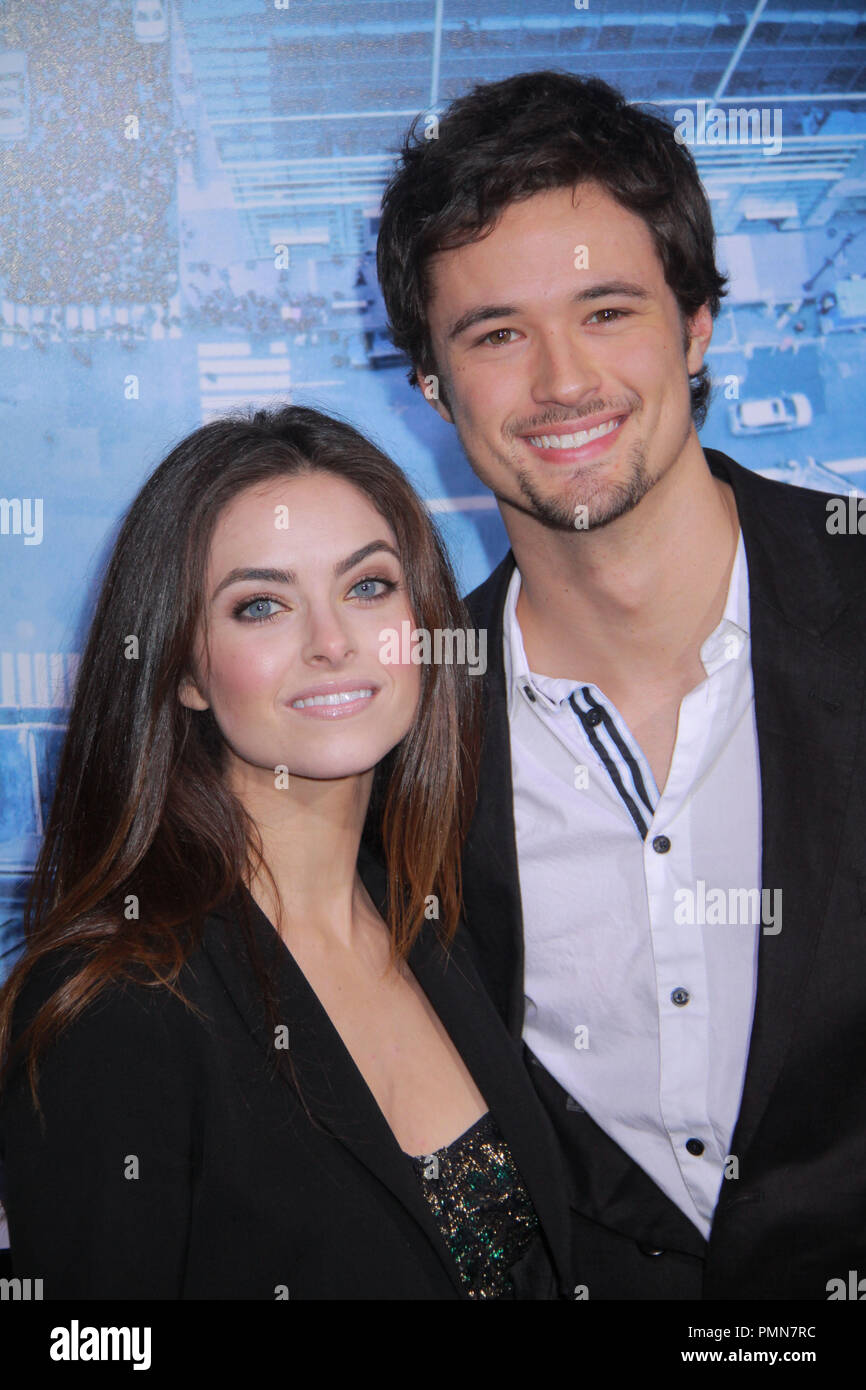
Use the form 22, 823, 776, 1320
6, 930, 220, 1069
0, 945, 217, 1202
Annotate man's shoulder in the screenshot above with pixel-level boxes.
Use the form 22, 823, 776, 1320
708, 448, 866, 600
709, 447, 851, 525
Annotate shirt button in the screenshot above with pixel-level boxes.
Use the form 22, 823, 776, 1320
671, 987, 690, 1007
686, 1138, 705, 1157
522, 684, 537, 704
652, 835, 671, 853
585, 708, 603, 726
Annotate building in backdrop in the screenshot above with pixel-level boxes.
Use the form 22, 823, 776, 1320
1, 0, 866, 973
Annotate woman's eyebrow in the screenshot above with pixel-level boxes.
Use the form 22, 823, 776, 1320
211, 541, 401, 601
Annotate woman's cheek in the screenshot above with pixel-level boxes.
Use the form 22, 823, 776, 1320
212, 635, 289, 700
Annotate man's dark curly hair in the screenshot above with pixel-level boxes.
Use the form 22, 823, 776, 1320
377, 69, 728, 428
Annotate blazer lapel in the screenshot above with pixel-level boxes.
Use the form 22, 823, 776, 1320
706, 450, 866, 1179
462, 551, 527, 1037
202, 891, 469, 1298
359, 847, 574, 1297
406, 914, 574, 1296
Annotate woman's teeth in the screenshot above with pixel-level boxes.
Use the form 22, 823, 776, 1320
292, 688, 373, 708
528, 418, 622, 449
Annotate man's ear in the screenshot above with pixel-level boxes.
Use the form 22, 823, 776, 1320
685, 303, 713, 375
178, 675, 209, 711
414, 365, 454, 424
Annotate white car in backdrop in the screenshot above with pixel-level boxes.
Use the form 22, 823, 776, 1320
729, 392, 813, 435
0, 51, 30, 142
133, 0, 169, 44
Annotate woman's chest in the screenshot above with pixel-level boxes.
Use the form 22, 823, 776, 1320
292, 947, 488, 1155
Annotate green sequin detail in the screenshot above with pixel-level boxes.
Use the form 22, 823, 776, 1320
409, 1112, 540, 1299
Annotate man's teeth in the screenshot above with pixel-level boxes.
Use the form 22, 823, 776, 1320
292, 688, 374, 708
528, 418, 622, 449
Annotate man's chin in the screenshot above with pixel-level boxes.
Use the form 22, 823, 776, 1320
508, 479, 652, 533
510, 445, 655, 532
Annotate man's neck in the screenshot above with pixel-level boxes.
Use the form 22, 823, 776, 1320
505, 448, 740, 698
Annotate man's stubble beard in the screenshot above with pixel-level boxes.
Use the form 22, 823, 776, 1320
509, 435, 655, 531
454, 422, 657, 533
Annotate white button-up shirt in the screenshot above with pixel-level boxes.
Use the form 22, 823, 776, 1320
504, 533, 761, 1237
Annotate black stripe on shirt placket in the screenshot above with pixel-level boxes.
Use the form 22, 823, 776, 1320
568, 690, 650, 839
579, 686, 656, 817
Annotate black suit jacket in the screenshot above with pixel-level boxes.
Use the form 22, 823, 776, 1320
460, 448, 866, 1300
0, 857, 573, 1300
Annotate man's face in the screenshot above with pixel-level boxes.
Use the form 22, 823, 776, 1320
420, 182, 713, 532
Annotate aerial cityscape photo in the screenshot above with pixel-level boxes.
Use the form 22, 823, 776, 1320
1, 0, 865, 961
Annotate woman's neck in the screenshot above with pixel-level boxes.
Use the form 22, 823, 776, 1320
228, 760, 378, 950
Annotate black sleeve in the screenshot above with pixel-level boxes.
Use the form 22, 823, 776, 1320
1, 960, 196, 1299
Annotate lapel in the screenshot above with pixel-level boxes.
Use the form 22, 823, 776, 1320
356, 847, 573, 1298
202, 857, 572, 1298
462, 550, 525, 1037
395, 888, 575, 1297
704, 450, 866, 1180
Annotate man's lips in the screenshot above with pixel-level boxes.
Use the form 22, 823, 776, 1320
518, 412, 627, 453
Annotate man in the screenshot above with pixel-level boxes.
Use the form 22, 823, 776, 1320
375, 70, 866, 1299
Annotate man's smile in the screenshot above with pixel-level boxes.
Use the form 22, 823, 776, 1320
517, 412, 627, 462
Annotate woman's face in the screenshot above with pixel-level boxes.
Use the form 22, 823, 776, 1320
179, 471, 422, 787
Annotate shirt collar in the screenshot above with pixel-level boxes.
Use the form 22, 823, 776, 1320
504, 530, 750, 713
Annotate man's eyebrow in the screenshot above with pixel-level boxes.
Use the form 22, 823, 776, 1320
211, 541, 400, 601
447, 304, 518, 342
446, 281, 651, 342
575, 280, 650, 303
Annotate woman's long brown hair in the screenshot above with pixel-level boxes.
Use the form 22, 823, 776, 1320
0, 405, 481, 1113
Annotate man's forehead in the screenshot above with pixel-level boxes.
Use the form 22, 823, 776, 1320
432, 185, 654, 270
425, 187, 663, 327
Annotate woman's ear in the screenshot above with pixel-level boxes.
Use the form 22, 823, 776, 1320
178, 675, 209, 711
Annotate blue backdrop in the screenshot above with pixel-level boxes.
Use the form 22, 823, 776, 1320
1, 0, 865, 983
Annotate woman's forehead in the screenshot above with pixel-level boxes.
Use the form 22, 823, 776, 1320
205, 475, 398, 576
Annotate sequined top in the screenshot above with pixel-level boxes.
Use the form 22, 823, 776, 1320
408, 1110, 542, 1299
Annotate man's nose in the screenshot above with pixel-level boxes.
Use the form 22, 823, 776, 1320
530, 329, 602, 407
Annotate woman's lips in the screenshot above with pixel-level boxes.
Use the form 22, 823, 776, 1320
289, 687, 378, 719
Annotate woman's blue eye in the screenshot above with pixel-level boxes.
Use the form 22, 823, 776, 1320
238, 597, 281, 621
233, 578, 394, 619
350, 577, 394, 601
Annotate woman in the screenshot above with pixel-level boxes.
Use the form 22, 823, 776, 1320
0, 406, 573, 1300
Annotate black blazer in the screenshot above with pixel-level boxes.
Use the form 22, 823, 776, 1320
0, 854, 574, 1300
460, 448, 866, 1300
